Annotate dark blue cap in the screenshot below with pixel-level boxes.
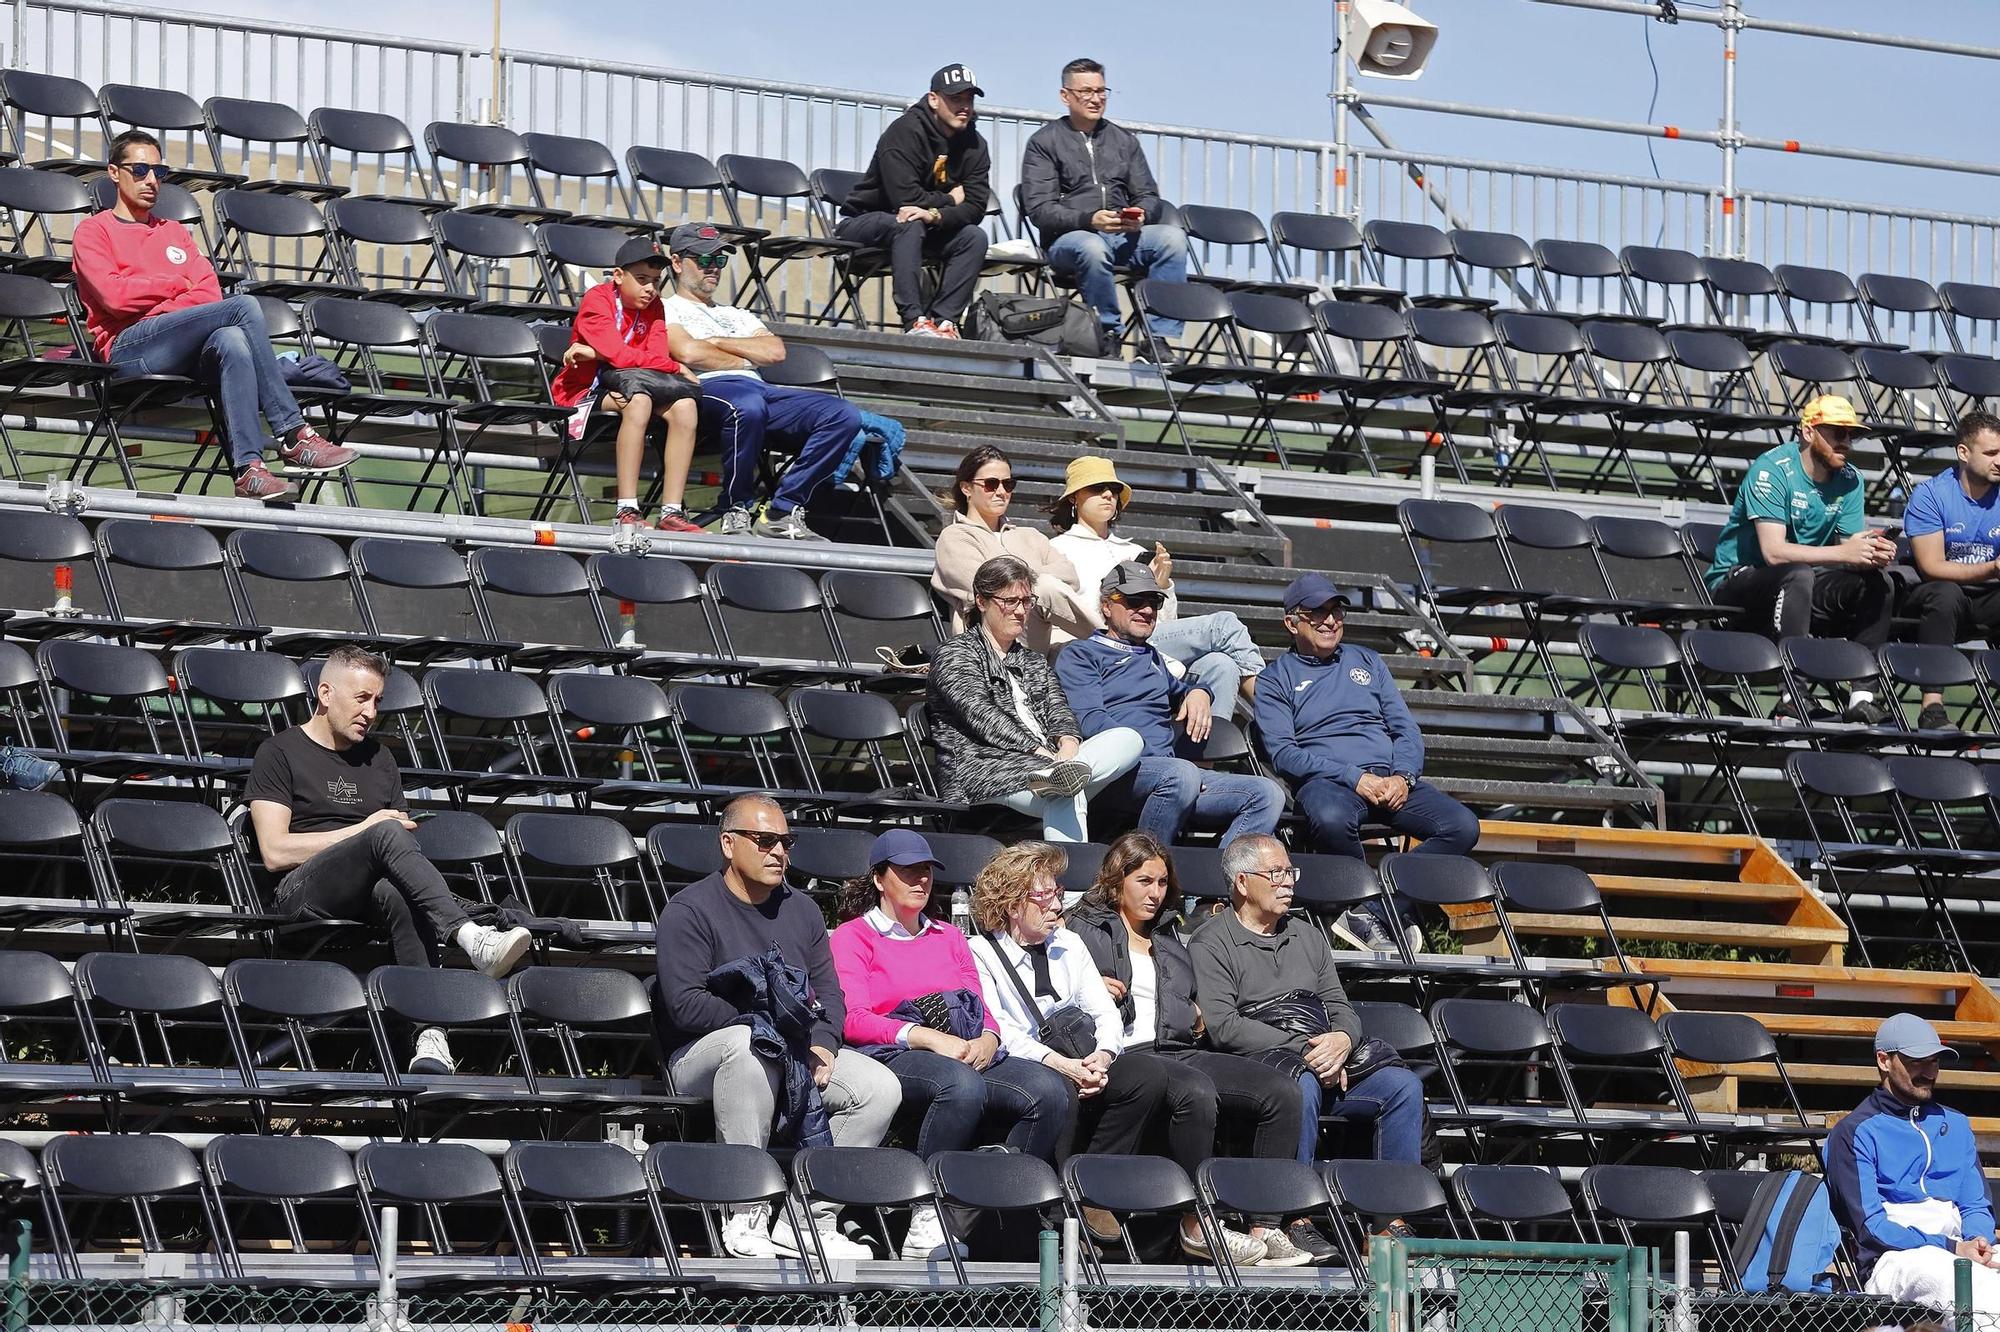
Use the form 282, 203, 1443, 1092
870, 828, 941, 869
1282, 572, 1352, 613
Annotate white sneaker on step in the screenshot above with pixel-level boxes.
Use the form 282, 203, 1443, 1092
460, 923, 532, 978
899, 1203, 967, 1262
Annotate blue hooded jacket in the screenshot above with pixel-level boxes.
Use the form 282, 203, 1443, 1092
1823, 1085, 1993, 1280
1252, 644, 1422, 789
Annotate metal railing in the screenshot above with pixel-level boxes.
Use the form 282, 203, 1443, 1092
8, 0, 1997, 287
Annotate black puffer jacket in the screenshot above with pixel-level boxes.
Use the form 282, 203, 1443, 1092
1067, 900, 1199, 1051
842, 100, 992, 230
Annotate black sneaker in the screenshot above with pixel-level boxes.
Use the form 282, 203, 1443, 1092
1843, 697, 1891, 726
1095, 324, 1123, 358
1917, 702, 1956, 732
1284, 1218, 1341, 1265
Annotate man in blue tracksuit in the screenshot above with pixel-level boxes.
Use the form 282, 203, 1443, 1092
1054, 561, 1284, 848
1253, 573, 1479, 953
1824, 1013, 2000, 1309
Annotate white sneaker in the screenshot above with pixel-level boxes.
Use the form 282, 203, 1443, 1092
721, 1203, 783, 1258
752, 506, 828, 542
768, 1206, 871, 1261
1180, 1221, 1267, 1267
1025, 760, 1092, 799
898, 1203, 967, 1262
459, 923, 532, 978
408, 1026, 455, 1075
718, 506, 754, 537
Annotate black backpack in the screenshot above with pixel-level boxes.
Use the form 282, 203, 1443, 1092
964, 292, 1102, 356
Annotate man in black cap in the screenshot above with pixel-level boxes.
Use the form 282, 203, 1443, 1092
1253, 573, 1479, 952
659, 222, 863, 540
836, 64, 992, 339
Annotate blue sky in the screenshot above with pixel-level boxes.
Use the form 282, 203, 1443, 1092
176, 0, 1999, 220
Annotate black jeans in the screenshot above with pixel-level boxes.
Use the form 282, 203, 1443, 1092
833, 212, 988, 326
273, 821, 466, 967
1159, 1047, 1307, 1226
1712, 562, 1896, 648
1905, 580, 2000, 647
1067, 1049, 1187, 1164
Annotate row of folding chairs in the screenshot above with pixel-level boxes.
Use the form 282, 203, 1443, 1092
2, 1126, 1807, 1291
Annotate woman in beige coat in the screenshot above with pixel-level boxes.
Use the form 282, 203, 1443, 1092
930, 444, 1094, 653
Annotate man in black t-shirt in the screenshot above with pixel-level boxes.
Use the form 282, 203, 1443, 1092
245, 644, 530, 1075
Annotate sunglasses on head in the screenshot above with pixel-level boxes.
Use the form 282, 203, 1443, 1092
972, 476, 1018, 493
115, 161, 171, 180
684, 252, 730, 270
725, 828, 796, 852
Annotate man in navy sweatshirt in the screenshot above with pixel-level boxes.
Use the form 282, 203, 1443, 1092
654, 794, 900, 1261
1253, 573, 1479, 953
1825, 1013, 2000, 1309
1055, 561, 1284, 847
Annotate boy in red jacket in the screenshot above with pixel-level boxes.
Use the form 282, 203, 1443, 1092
73, 130, 354, 503
552, 237, 703, 533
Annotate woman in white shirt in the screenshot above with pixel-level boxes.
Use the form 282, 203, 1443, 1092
1068, 832, 1340, 1268
967, 841, 1263, 1268
1046, 455, 1267, 719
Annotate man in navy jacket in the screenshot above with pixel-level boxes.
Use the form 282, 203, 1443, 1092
1253, 573, 1479, 951
1055, 562, 1283, 847
1824, 1013, 2000, 1309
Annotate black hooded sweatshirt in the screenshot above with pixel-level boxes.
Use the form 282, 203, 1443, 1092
841, 99, 992, 231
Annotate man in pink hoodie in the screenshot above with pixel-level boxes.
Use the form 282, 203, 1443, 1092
73, 130, 354, 502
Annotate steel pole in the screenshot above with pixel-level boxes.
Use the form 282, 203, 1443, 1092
1718, 0, 1741, 258
1333, 0, 1354, 218
1530, 0, 2000, 62
490, 0, 503, 124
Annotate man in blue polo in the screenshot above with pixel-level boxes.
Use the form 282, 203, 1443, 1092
1902, 411, 2000, 731
1825, 1013, 2000, 1310
1253, 573, 1478, 953
1055, 561, 1284, 848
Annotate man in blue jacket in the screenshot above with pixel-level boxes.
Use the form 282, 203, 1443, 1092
1055, 561, 1284, 847
1253, 573, 1479, 953
1824, 1013, 2000, 1309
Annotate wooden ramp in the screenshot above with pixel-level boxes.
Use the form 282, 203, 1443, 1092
1454, 821, 1848, 966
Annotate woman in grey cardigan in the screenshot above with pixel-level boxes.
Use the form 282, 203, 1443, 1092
927, 555, 1141, 842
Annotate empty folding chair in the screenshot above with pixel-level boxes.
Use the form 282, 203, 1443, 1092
421, 666, 591, 799
0, 949, 119, 1116
715, 153, 859, 320
326, 196, 465, 308
794, 1145, 957, 1270
931, 1149, 1067, 1264
298, 295, 460, 510
355, 1141, 529, 1268
1547, 1003, 1728, 1155
704, 562, 864, 686
1365, 219, 1490, 310
97, 520, 263, 649
425, 121, 566, 224
306, 106, 447, 208
1062, 1154, 1217, 1278
670, 682, 825, 806
1312, 297, 1449, 476
1495, 502, 1632, 622
1666, 329, 1795, 475
820, 569, 946, 686
1531, 238, 1630, 324
0, 71, 102, 175
1399, 497, 1548, 638
545, 670, 693, 808
0, 1142, 59, 1276
1878, 643, 1994, 740
644, 1140, 810, 1269
1447, 228, 1541, 312
1428, 996, 1593, 1159
422, 312, 573, 504
1581, 1164, 1737, 1289
468, 546, 636, 671
1855, 345, 1955, 498
1268, 210, 1394, 299
1406, 306, 1540, 484
519, 131, 651, 233
92, 796, 271, 936
503, 1139, 677, 1277
347, 536, 512, 666
1699, 257, 1792, 346
507, 809, 657, 928
1490, 861, 1649, 1001
1940, 281, 2000, 357
221, 957, 395, 1106
224, 528, 394, 660
1452, 1164, 1580, 1243
624, 146, 764, 244
205, 1135, 365, 1278
1775, 263, 1894, 350
1618, 245, 1714, 329
37, 638, 219, 780
788, 688, 950, 815
1324, 1158, 1457, 1260
1780, 636, 1900, 741
0, 791, 128, 933
42, 1134, 222, 1269
1589, 514, 1733, 625
1659, 1011, 1819, 1150
1857, 272, 1948, 354
366, 965, 534, 1116
1196, 1158, 1345, 1282
211, 189, 363, 301
0, 503, 122, 637
202, 97, 344, 201
1180, 204, 1314, 296
436, 209, 569, 320
0, 271, 115, 479
0, 166, 95, 279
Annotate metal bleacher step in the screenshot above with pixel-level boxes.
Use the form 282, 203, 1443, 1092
873, 400, 1104, 443
1459, 820, 1850, 965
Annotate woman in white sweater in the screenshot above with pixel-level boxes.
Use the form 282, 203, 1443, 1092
1047, 455, 1267, 719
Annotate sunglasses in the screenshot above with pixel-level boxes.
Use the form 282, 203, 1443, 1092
1110, 592, 1166, 611
972, 476, 1018, 493
684, 252, 730, 270
115, 162, 171, 180
1078, 482, 1124, 499
724, 829, 797, 852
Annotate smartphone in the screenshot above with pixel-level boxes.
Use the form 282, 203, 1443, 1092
406, 810, 438, 822
1120, 207, 1144, 220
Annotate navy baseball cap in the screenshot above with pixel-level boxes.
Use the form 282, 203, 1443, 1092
667, 223, 732, 257
612, 237, 668, 271
870, 828, 942, 869
1875, 1012, 1955, 1060
1282, 572, 1352, 613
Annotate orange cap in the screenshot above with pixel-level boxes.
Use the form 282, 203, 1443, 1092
1799, 393, 1870, 434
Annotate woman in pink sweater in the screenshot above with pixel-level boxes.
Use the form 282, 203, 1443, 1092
830, 829, 1073, 1259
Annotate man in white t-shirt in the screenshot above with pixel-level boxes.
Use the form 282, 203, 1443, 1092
659, 223, 863, 541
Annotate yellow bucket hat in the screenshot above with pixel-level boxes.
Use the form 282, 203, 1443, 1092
1062, 455, 1132, 508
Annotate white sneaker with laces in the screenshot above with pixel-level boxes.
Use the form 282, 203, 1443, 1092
459, 923, 532, 978
1180, 1222, 1267, 1267
898, 1203, 967, 1262
768, 1206, 872, 1260
408, 1026, 455, 1075
719, 507, 754, 537
1025, 760, 1092, 799
721, 1203, 783, 1258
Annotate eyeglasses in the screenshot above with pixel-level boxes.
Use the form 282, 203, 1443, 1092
684, 252, 730, 271
986, 594, 1033, 612
114, 161, 171, 180
724, 829, 797, 852
1064, 87, 1112, 101
1292, 604, 1345, 624
1242, 866, 1302, 886
971, 476, 1018, 493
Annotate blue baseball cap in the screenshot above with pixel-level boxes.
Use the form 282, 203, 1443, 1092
1875, 1012, 1955, 1060
1282, 572, 1352, 614
870, 828, 942, 869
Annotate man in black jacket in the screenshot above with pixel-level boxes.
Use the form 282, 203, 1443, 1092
838, 63, 992, 338
1020, 57, 1188, 358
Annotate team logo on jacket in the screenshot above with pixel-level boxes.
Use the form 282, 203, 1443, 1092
1349, 667, 1372, 686
164, 245, 187, 265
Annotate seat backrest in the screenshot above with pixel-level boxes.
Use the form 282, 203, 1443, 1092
207, 1134, 356, 1200
646, 1140, 788, 1205
367, 964, 510, 1026
1064, 1153, 1195, 1214
1327, 1158, 1449, 1220
224, 957, 368, 1021
507, 1139, 647, 1203
930, 1150, 1065, 1213
356, 1141, 503, 1203
46, 1132, 202, 1199
794, 1145, 934, 1208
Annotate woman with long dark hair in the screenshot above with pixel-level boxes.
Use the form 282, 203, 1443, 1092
930, 443, 1093, 652
1068, 832, 1340, 1268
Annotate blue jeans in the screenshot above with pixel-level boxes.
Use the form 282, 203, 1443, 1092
108, 294, 304, 468
1115, 754, 1285, 848
696, 375, 863, 514
1295, 774, 1481, 926
1045, 225, 1189, 335
874, 1047, 1073, 1162
1296, 1063, 1424, 1164
1148, 612, 1265, 722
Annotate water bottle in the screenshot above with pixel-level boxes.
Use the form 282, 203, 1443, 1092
951, 887, 973, 936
